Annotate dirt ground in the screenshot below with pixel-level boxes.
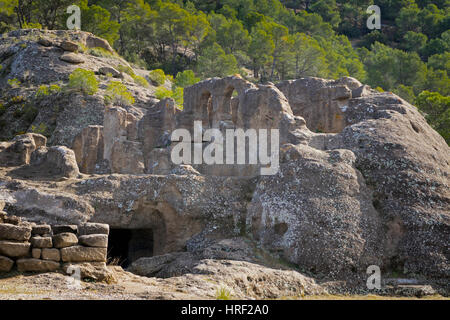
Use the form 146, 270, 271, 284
0, 268, 448, 300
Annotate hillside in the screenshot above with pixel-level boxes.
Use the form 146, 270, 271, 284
0, 0, 448, 144
0, 29, 449, 299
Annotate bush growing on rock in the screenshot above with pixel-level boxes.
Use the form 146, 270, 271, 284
149, 69, 166, 86
35, 84, 61, 98
132, 75, 150, 88
104, 81, 135, 106
154, 86, 183, 109
116, 64, 135, 76
68, 68, 98, 95
7, 78, 20, 88
174, 70, 199, 88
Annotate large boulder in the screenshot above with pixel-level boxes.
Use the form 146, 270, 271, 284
0, 134, 46, 167
16, 146, 80, 178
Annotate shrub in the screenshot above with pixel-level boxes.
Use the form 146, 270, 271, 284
149, 69, 166, 86
87, 47, 115, 58
104, 81, 135, 106
116, 64, 135, 76
154, 87, 173, 100
36, 84, 61, 98
10, 95, 25, 104
174, 70, 199, 88
68, 68, 98, 95
36, 85, 49, 97
154, 86, 184, 109
132, 74, 150, 88
215, 287, 232, 300
31, 123, 48, 136
7, 78, 21, 88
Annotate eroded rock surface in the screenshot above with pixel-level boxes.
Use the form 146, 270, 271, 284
0, 30, 448, 297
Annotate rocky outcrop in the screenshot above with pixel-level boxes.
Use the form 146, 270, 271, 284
0, 133, 46, 167
0, 30, 448, 292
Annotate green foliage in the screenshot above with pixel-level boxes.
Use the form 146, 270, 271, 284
197, 42, 238, 78
215, 287, 232, 300
363, 42, 426, 93
132, 74, 150, 88
68, 68, 99, 95
149, 69, 166, 86
104, 81, 135, 106
116, 64, 135, 77
1, 0, 449, 143
174, 70, 199, 88
154, 86, 184, 108
415, 91, 450, 143
31, 123, 48, 136
7, 78, 21, 88
35, 84, 61, 98
87, 47, 116, 58
394, 85, 416, 103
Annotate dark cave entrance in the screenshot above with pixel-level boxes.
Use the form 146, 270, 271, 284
108, 228, 154, 267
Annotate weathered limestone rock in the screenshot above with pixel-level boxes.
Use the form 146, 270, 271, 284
0, 224, 32, 241
30, 236, 52, 248
60, 246, 107, 262
78, 223, 109, 236
0, 256, 14, 272
60, 40, 79, 52
60, 52, 84, 64
16, 258, 60, 272
37, 37, 52, 47
98, 66, 121, 78
72, 125, 104, 174
0, 241, 30, 257
277, 77, 353, 133
41, 248, 60, 261
25, 146, 80, 178
62, 262, 115, 282
85, 34, 114, 53
53, 233, 78, 248
52, 225, 78, 235
3, 215, 21, 225
102, 107, 145, 174
0, 133, 46, 167
110, 140, 145, 174
31, 225, 51, 236
78, 234, 108, 248
31, 248, 41, 259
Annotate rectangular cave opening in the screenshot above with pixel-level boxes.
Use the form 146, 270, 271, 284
108, 228, 154, 268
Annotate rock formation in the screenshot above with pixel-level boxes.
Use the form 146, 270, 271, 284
0, 30, 448, 296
